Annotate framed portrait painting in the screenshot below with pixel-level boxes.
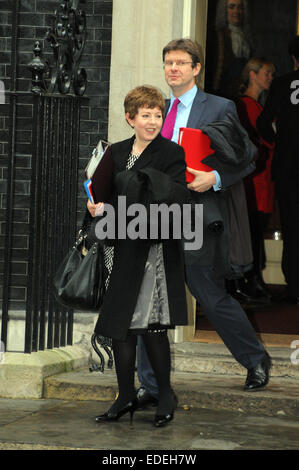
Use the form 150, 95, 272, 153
204, 0, 299, 99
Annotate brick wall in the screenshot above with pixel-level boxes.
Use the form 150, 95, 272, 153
0, 0, 112, 309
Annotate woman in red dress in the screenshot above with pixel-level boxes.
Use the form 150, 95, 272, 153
237, 58, 275, 300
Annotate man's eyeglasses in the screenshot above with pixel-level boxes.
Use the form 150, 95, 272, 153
163, 60, 193, 68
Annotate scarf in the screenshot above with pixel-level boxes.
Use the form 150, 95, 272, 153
228, 24, 250, 59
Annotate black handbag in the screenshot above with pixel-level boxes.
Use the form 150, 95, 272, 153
53, 229, 105, 311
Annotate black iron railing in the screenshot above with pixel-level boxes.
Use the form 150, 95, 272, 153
23, 93, 82, 353
1, 0, 88, 353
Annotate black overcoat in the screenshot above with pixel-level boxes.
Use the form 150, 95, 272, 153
257, 69, 299, 181
94, 133, 189, 341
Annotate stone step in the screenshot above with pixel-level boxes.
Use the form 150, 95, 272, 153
171, 343, 299, 379
44, 343, 299, 418
43, 368, 299, 419
88, 342, 298, 378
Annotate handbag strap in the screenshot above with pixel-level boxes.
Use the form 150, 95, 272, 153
81, 207, 93, 232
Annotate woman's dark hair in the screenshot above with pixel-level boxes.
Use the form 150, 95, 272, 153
124, 85, 165, 120
162, 38, 201, 68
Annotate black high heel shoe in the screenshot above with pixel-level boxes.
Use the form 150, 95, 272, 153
95, 399, 138, 424
154, 412, 174, 428
154, 393, 175, 428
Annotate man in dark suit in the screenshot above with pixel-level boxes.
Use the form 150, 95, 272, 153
137, 39, 272, 408
257, 36, 299, 304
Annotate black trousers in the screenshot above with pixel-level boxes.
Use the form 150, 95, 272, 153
275, 179, 299, 297
247, 211, 268, 277
137, 264, 266, 397
184, 264, 265, 368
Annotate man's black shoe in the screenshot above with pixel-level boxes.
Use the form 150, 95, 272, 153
244, 351, 272, 391
136, 387, 158, 409
226, 279, 268, 305
136, 387, 178, 410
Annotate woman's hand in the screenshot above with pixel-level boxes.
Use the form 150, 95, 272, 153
87, 199, 104, 217
186, 168, 216, 193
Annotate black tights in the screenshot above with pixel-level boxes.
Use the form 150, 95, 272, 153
110, 331, 173, 415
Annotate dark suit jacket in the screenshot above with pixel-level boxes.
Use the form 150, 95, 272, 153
166, 88, 254, 188
257, 69, 299, 181
167, 89, 254, 277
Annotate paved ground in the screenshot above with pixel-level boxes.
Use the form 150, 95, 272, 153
0, 396, 298, 454
1, 343, 298, 460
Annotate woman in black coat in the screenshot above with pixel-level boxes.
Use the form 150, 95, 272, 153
87, 85, 189, 427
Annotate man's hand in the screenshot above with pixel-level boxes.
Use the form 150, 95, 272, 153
186, 167, 216, 192
87, 199, 104, 217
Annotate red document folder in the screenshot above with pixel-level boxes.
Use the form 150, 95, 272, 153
178, 127, 214, 182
